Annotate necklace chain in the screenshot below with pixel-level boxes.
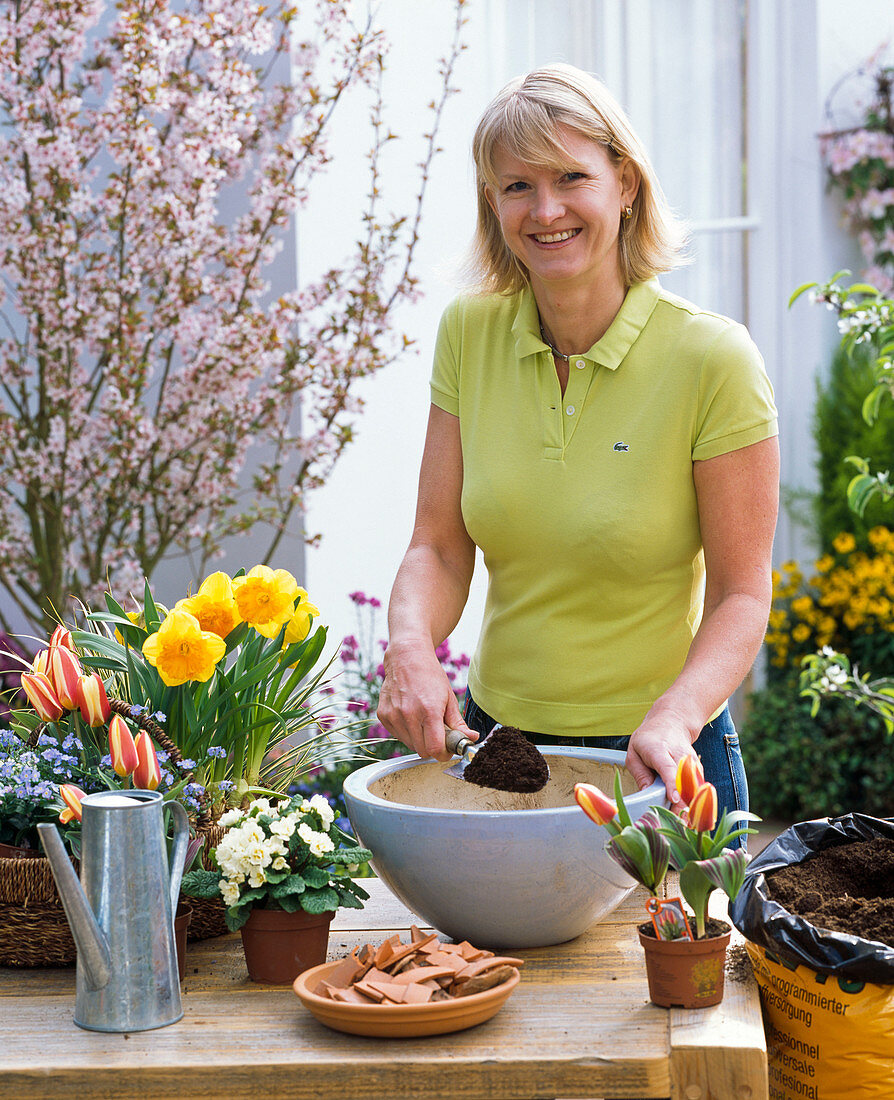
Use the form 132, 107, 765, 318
538, 322, 571, 363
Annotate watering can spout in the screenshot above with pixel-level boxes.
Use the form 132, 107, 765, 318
37, 823, 112, 990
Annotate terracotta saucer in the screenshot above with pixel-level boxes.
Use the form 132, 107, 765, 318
293, 959, 520, 1038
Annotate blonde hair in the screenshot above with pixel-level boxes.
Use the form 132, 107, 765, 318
468, 64, 688, 294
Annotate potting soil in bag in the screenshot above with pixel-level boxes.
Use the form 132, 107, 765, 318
729, 814, 894, 1100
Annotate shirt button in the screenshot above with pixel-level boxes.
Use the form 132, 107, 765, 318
575, 359, 586, 369
565, 405, 575, 416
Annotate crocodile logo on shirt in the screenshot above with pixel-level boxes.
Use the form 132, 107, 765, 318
613, 441, 630, 451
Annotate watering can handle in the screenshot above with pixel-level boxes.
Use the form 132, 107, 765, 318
166, 801, 190, 917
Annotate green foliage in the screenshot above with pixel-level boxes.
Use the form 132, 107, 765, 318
180, 869, 223, 900
814, 341, 894, 550
742, 677, 894, 821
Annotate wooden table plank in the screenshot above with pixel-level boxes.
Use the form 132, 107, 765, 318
668, 896, 769, 1100
0, 878, 766, 1100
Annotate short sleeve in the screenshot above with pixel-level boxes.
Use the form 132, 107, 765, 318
692, 323, 778, 461
430, 300, 461, 416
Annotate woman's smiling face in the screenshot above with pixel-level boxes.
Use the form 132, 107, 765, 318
485, 126, 638, 295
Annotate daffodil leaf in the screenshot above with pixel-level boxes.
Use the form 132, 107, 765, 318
143, 579, 162, 631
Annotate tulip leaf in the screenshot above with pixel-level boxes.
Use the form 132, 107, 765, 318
612, 767, 633, 830
692, 848, 748, 902
679, 862, 715, 939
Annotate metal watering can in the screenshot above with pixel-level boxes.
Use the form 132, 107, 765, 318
38, 789, 189, 1032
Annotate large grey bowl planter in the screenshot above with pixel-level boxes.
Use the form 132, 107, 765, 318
343, 746, 667, 949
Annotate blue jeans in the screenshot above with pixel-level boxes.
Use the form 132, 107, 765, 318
463, 694, 749, 849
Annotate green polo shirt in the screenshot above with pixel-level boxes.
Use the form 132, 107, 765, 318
430, 278, 778, 737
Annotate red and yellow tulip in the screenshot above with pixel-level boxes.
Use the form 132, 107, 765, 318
133, 731, 161, 790
47, 644, 83, 709
20, 671, 65, 722
573, 782, 619, 830
108, 714, 139, 778
49, 625, 74, 650
59, 783, 86, 824
675, 753, 705, 806
687, 782, 719, 834
30, 648, 51, 677
75, 673, 112, 727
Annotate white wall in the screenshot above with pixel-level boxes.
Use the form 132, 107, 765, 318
302, 0, 499, 664
305, 0, 894, 671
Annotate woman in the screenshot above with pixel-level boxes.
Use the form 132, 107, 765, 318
377, 64, 779, 824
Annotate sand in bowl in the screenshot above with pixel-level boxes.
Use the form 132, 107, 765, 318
370, 755, 637, 813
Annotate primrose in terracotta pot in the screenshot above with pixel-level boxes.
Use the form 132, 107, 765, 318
575, 756, 760, 1008
182, 794, 372, 983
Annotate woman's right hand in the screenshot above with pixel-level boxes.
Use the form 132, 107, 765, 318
377, 638, 477, 761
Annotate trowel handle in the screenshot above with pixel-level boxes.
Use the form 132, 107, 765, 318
445, 727, 475, 759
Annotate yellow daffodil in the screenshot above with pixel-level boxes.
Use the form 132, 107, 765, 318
114, 605, 169, 645
231, 565, 299, 638
176, 571, 242, 639
141, 609, 226, 686
283, 589, 320, 647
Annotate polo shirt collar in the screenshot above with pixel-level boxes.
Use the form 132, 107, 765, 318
512, 277, 661, 370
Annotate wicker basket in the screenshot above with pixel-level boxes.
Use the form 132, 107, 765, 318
0, 852, 77, 967
185, 822, 230, 942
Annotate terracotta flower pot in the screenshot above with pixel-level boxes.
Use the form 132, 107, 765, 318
0, 841, 42, 859
638, 922, 731, 1008
240, 906, 333, 985
174, 905, 193, 983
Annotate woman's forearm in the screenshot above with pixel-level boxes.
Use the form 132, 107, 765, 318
386, 541, 474, 653
646, 589, 771, 734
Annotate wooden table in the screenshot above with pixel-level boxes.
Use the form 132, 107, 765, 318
0, 880, 767, 1100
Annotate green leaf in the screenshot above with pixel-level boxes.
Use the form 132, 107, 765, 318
270, 878, 306, 899
679, 862, 715, 938
301, 866, 331, 889
299, 886, 340, 914
276, 893, 306, 913
847, 472, 882, 517
143, 579, 161, 631
692, 848, 748, 901
788, 281, 818, 307
330, 847, 373, 865
862, 384, 888, 426
612, 768, 632, 829
180, 869, 222, 900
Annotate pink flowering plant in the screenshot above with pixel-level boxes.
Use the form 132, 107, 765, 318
335, 590, 469, 761
293, 591, 469, 827
0, 0, 466, 635
820, 63, 894, 292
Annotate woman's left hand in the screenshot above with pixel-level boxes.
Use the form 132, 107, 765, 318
625, 710, 699, 806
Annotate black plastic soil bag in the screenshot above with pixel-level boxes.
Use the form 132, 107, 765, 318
729, 813, 894, 984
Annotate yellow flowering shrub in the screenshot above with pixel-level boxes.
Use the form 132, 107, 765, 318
766, 526, 894, 674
